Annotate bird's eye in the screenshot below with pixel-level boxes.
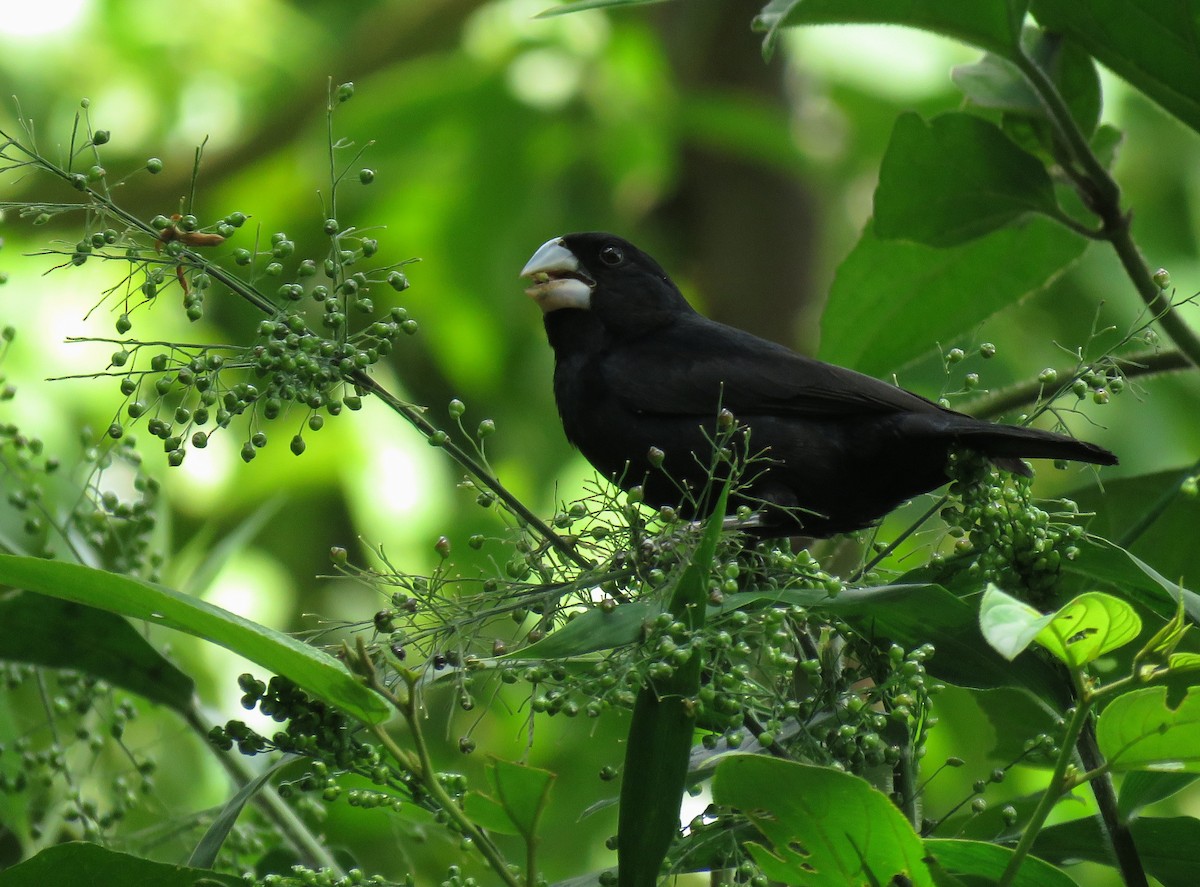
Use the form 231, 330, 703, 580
599, 245, 624, 266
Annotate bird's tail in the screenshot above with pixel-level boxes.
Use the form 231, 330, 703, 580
948, 422, 1117, 476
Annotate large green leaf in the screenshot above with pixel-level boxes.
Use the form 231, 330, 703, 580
1034, 814, 1200, 887
712, 755, 933, 886
1098, 686, 1200, 772
0, 592, 194, 714
754, 0, 1028, 62
0, 842, 241, 887
1059, 537, 1200, 625
875, 112, 1061, 247
925, 838, 1077, 886
1067, 468, 1200, 596
818, 217, 1086, 376
0, 555, 390, 724
618, 487, 727, 887
1032, 0, 1200, 137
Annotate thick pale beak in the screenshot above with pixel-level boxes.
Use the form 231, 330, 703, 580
520, 237, 593, 312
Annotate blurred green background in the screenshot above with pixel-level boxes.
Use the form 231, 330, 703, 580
1, 0, 1198, 883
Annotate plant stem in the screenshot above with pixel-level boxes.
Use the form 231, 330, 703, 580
1077, 717, 1149, 887
960, 348, 1188, 420
371, 691, 521, 887
998, 684, 1091, 886
1014, 52, 1200, 370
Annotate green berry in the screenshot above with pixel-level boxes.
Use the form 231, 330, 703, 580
91, 129, 110, 145
358, 168, 375, 184
146, 158, 163, 174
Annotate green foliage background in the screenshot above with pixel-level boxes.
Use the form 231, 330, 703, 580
2, 1, 1200, 885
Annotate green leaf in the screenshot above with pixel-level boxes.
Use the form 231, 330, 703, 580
754, 0, 1027, 63
0, 592, 193, 714
1032, 0, 1200, 137
1117, 771, 1199, 822
463, 791, 521, 836
1034, 814, 1200, 887
1067, 469, 1200, 606
189, 755, 298, 868
536, 0, 667, 18
953, 30, 1101, 137
875, 112, 1061, 247
818, 217, 1086, 376
501, 601, 654, 660
0, 842, 241, 887
1098, 686, 1200, 772
1169, 652, 1200, 672
0, 555, 390, 725
925, 838, 1078, 887
711, 755, 933, 886
978, 584, 1055, 661
1034, 591, 1142, 667
490, 758, 556, 844
618, 486, 726, 887
1059, 537, 1200, 626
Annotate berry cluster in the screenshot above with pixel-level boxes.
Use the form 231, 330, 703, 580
942, 449, 1085, 605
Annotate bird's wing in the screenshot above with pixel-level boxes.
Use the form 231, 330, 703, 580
609, 316, 945, 419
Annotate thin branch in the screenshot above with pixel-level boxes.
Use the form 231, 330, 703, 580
1015, 50, 1200, 369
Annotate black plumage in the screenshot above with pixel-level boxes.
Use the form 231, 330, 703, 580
521, 232, 1117, 537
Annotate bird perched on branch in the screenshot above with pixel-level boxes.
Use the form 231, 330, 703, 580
521, 232, 1117, 537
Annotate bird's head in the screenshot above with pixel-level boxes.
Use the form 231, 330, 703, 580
520, 233, 692, 331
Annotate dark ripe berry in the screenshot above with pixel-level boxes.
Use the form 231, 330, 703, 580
432, 654, 447, 670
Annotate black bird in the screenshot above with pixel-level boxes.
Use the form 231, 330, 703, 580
521, 232, 1117, 537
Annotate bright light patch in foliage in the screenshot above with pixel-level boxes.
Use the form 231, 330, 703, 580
979, 585, 1141, 667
